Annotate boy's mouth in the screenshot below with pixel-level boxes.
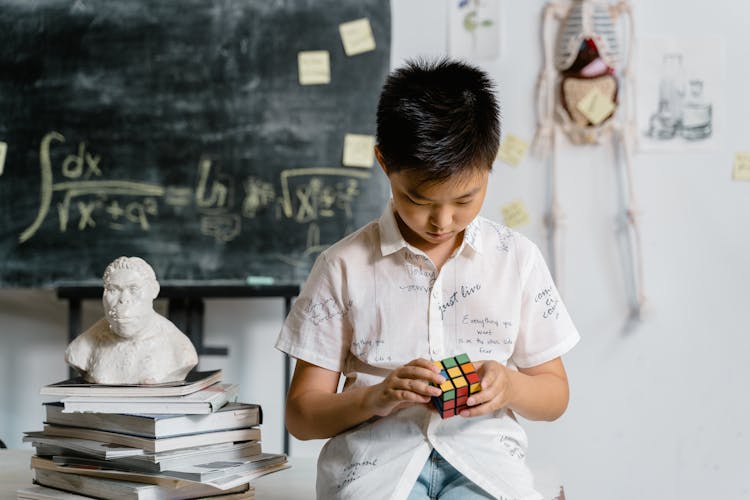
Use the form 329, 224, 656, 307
426, 231, 452, 241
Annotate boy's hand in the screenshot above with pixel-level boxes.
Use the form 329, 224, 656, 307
459, 360, 514, 418
366, 358, 445, 417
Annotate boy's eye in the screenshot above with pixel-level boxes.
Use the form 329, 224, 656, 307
407, 196, 429, 206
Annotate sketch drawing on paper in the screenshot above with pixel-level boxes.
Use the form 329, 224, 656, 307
448, 0, 501, 60
637, 38, 723, 152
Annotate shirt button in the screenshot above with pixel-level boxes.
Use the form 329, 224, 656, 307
431, 348, 439, 355
432, 290, 439, 299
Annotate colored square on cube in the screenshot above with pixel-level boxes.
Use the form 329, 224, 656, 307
430, 353, 482, 419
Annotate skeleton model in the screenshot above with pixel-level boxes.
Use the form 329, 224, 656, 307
533, 0, 645, 326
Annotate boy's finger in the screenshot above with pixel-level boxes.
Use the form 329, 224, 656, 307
400, 378, 442, 397
459, 404, 491, 418
466, 388, 493, 407
407, 358, 443, 373
401, 365, 445, 384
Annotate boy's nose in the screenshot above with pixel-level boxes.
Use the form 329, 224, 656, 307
430, 207, 452, 229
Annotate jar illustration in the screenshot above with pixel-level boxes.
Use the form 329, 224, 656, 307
680, 79, 712, 140
647, 53, 686, 139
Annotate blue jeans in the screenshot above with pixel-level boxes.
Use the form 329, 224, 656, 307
406, 449, 494, 500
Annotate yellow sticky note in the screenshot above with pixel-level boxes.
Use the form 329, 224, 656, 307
576, 88, 615, 126
339, 18, 376, 56
501, 200, 530, 228
0, 141, 7, 176
343, 134, 375, 168
496, 133, 528, 167
298, 51, 330, 85
732, 152, 750, 181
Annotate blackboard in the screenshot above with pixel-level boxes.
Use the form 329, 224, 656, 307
0, 0, 391, 288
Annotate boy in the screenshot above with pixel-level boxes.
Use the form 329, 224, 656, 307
275, 58, 579, 499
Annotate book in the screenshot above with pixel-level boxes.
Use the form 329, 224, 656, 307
24, 432, 146, 459
32, 455, 287, 492
122, 441, 263, 471
40, 370, 223, 397
52, 453, 287, 482
60, 383, 239, 414
40, 424, 261, 453
16, 485, 92, 499
17, 484, 255, 500
52, 451, 286, 482
33, 468, 254, 499
25, 434, 262, 470
159, 452, 288, 482
44, 401, 261, 437
44, 441, 263, 473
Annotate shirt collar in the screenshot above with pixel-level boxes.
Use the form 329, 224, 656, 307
378, 199, 407, 257
378, 199, 484, 257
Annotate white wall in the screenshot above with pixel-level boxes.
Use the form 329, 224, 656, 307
2, 1, 750, 498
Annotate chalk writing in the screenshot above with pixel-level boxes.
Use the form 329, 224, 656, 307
20, 131, 166, 243
201, 214, 241, 242
164, 186, 193, 207
19, 132, 372, 253
242, 177, 275, 217
102, 197, 158, 231
196, 157, 231, 213
280, 168, 369, 223
61, 141, 101, 179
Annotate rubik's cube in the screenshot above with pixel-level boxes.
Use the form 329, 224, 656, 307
431, 353, 482, 418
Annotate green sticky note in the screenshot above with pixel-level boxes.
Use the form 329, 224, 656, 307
246, 276, 275, 286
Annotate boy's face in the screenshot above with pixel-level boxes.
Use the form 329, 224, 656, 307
384, 165, 489, 254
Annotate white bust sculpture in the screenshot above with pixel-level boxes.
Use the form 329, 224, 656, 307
65, 256, 199, 384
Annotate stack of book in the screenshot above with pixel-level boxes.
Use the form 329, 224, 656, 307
18, 370, 288, 499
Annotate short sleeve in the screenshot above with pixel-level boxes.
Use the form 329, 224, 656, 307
274, 252, 353, 372
511, 243, 580, 369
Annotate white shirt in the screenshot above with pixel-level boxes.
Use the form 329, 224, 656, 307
276, 202, 580, 500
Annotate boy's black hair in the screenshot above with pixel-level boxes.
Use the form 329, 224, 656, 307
376, 58, 501, 183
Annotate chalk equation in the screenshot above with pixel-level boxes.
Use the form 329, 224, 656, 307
17, 132, 372, 248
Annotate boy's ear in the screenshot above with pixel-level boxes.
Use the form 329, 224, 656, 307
373, 145, 389, 176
